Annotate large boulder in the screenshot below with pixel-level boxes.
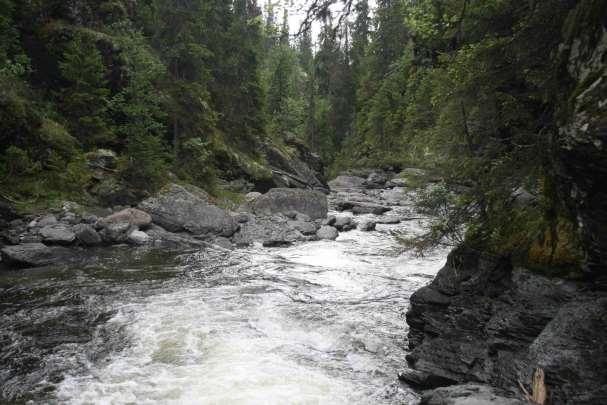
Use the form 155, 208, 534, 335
232, 215, 308, 247
39, 224, 76, 245
98, 208, 152, 229
364, 172, 388, 189
0, 243, 74, 268
139, 184, 238, 237
328, 175, 366, 190
248, 188, 328, 220
420, 384, 525, 405
73, 224, 102, 246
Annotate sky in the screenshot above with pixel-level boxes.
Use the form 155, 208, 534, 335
266, 0, 377, 40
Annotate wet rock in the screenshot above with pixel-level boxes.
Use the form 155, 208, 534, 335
73, 224, 102, 246
248, 188, 328, 220
146, 224, 204, 248
377, 217, 401, 225
334, 216, 356, 232
99, 208, 152, 229
316, 225, 338, 240
263, 239, 294, 248
99, 221, 132, 244
233, 213, 251, 223
358, 220, 376, 232
322, 215, 337, 226
232, 215, 306, 246
287, 220, 318, 236
365, 172, 388, 189
40, 224, 76, 245
139, 184, 238, 237
420, 384, 525, 405
38, 215, 58, 227
211, 236, 234, 250
328, 175, 366, 190
389, 178, 407, 188
295, 213, 312, 222
406, 247, 607, 404
127, 230, 150, 246
246, 192, 262, 202
0, 243, 74, 268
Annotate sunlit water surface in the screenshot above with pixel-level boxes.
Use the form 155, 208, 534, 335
0, 189, 448, 404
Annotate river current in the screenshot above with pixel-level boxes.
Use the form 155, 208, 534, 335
0, 188, 448, 404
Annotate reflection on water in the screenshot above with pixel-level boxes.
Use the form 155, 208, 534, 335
1, 190, 448, 404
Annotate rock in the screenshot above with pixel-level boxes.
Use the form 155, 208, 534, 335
377, 217, 401, 225
263, 239, 294, 248
99, 221, 132, 244
99, 208, 152, 229
233, 213, 251, 223
389, 178, 407, 188
328, 175, 366, 190
146, 224, 205, 248
40, 224, 76, 245
420, 384, 525, 405
73, 224, 102, 246
86, 149, 117, 170
350, 203, 391, 215
334, 216, 356, 232
232, 215, 306, 247
139, 184, 238, 237
365, 172, 388, 189
211, 236, 234, 250
316, 225, 338, 240
287, 220, 318, 235
406, 247, 607, 404
37, 215, 58, 227
248, 188, 328, 220
61, 212, 80, 225
358, 220, 376, 231
83, 215, 98, 225
245, 192, 262, 202
127, 230, 150, 246
295, 213, 312, 222
0, 243, 74, 268
400, 168, 427, 178
322, 215, 337, 226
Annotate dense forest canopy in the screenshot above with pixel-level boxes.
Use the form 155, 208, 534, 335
1, 0, 605, 274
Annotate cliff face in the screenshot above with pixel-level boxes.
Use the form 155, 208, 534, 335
555, 0, 607, 275
405, 248, 607, 404
404, 4, 607, 403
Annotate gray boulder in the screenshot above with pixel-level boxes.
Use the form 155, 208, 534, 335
38, 214, 58, 227
328, 175, 366, 190
73, 224, 102, 246
322, 215, 337, 226
0, 243, 74, 268
99, 221, 132, 244
40, 224, 76, 245
127, 230, 150, 245
334, 216, 356, 232
245, 192, 262, 202
316, 225, 338, 240
287, 220, 318, 235
139, 184, 238, 237
248, 188, 328, 220
211, 236, 234, 250
365, 172, 388, 189
232, 215, 307, 247
99, 208, 152, 229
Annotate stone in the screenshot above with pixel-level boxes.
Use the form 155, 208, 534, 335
389, 178, 407, 187
99, 221, 132, 244
99, 208, 152, 229
61, 212, 80, 225
262, 239, 294, 248
322, 215, 337, 226
211, 236, 234, 250
316, 225, 338, 240
139, 184, 238, 237
295, 213, 312, 222
233, 213, 251, 223
0, 243, 74, 268
365, 172, 388, 189
37, 215, 58, 227
358, 220, 376, 232
40, 224, 76, 245
73, 224, 102, 246
328, 175, 366, 190
335, 201, 392, 215
246, 192, 262, 202
248, 188, 328, 220
334, 216, 356, 232
127, 230, 150, 246
377, 217, 401, 225
287, 220, 317, 235
232, 215, 306, 247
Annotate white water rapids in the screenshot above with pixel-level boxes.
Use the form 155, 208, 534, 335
1, 188, 448, 404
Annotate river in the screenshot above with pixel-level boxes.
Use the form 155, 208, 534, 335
0, 187, 448, 404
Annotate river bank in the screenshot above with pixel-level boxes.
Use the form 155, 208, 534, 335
1, 169, 450, 404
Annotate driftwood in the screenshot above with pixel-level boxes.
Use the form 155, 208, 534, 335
519, 368, 547, 404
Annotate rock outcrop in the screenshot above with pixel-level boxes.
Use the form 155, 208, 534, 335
0, 243, 77, 268
404, 247, 607, 405
139, 184, 239, 237
247, 188, 328, 220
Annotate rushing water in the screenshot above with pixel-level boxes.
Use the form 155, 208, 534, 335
0, 188, 448, 404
